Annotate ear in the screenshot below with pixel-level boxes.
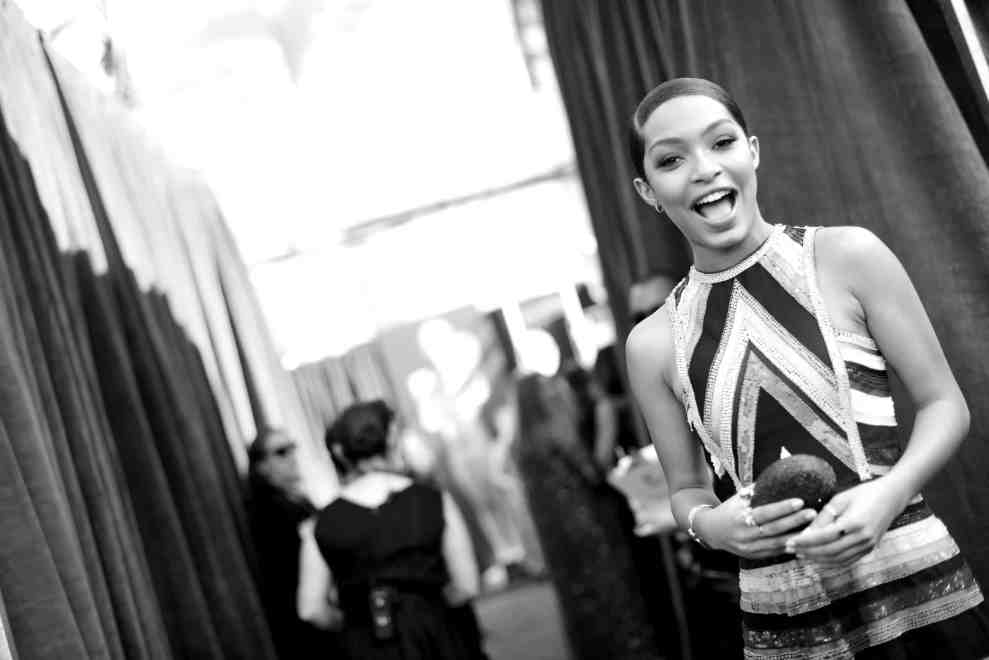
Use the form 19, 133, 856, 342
633, 178, 658, 208
749, 135, 760, 170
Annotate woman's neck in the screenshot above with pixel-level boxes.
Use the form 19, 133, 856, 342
343, 456, 400, 483
691, 215, 773, 274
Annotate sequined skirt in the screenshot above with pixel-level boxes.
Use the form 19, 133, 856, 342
738, 502, 984, 659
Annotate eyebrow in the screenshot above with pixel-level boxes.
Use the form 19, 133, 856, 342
646, 118, 737, 153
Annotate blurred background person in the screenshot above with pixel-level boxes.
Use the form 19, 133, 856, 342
563, 364, 619, 472
563, 361, 687, 658
590, 344, 642, 464
513, 372, 662, 660
246, 428, 333, 660
298, 400, 489, 660
481, 374, 546, 582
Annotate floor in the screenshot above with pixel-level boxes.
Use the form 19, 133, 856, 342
474, 580, 572, 660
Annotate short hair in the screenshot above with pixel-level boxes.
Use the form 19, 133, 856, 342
247, 427, 285, 466
324, 400, 395, 465
628, 77, 749, 179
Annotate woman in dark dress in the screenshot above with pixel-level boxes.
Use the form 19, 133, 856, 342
298, 400, 487, 660
513, 373, 662, 660
246, 428, 329, 660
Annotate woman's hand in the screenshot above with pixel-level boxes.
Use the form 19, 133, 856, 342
695, 493, 817, 559
787, 477, 911, 567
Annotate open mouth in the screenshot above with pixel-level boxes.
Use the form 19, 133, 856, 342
692, 189, 737, 221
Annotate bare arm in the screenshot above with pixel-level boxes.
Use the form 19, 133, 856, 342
297, 518, 343, 630
626, 310, 813, 557
441, 491, 480, 605
792, 227, 969, 564
626, 312, 717, 524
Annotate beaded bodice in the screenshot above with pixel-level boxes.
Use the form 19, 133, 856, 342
666, 225, 984, 659
666, 224, 899, 492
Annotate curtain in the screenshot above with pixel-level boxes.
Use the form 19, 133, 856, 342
542, 0, 989, 613
0, 2, 323, 657
291, 343, 397, 453
0, 99, 171, 660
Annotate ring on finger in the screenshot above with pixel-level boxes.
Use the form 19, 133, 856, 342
743, 510, 757, 528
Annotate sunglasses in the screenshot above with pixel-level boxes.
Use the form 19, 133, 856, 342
266, 444, 297, 459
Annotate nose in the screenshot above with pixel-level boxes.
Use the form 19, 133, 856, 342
691, 149, 722, 182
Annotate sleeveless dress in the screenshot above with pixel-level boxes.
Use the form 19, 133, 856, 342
314, 482, 488, 660
665, 224, 987, 659
514, 415, 666, 660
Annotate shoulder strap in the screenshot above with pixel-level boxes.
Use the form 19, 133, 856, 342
665, 281, 740, 487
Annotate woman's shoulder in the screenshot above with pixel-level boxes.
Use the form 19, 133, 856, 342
329, 472, 416, 509
814, 224, 887, 258
625, 302, 676, 384
814, 225, 900, 287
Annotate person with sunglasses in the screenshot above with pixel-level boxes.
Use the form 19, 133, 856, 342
247, 428, 333, 659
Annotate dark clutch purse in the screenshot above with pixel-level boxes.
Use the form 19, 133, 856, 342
750, 454, 837, 512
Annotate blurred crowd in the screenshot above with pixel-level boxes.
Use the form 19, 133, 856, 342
242, 275, 749, 660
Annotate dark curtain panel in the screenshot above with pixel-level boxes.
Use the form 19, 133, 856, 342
46, 51, 279, 659
541, 2, 695, 342
542, 0, 989, 607
0, 96, 280, 658
0, 4, 319, 657
907, 0, 989, 164
0, 107, 171, 658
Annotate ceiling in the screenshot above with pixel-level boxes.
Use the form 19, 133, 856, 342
20, 0, 600, 363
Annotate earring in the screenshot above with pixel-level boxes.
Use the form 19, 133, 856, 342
653, 200, 665, 216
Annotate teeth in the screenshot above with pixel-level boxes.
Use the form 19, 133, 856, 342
696, 190, 731, 205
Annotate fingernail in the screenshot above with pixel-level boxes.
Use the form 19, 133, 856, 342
791, 499, 803, 510
805, 511, 817, 520
784, 542, 794, 553
795, 552, 805, 559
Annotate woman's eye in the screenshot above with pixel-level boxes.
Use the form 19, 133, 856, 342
713, 136, 737, 149
656, 155, 682, 169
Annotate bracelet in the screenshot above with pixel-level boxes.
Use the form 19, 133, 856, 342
686, 504, 715, 548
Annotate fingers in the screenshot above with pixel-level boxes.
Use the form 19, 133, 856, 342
748, 498, 804, 524
738, 499, 809, 539
789, 523, 842, 548
724, 498, 810, 559
737, 532, 793, 559
790, 496, 847, 544
756, 508, 817, 537
799, 534, 873, 566
786, 496, 878, 565
794, 529, 859, 558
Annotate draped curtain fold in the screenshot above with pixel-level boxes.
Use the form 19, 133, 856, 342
291, 343, 397, 471
0, 2, 323, 657
542, 0, 989, 595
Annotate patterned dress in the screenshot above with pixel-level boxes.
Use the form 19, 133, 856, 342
666, 224, 986, 659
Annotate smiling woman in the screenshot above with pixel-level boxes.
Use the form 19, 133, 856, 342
625, 78, 989, 659
630, 79, 765, 270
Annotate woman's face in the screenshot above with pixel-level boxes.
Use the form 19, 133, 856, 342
258, 431, 302, 494
634, 94, 763, 264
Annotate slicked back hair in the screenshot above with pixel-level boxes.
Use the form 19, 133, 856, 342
629, 77, 748, 179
